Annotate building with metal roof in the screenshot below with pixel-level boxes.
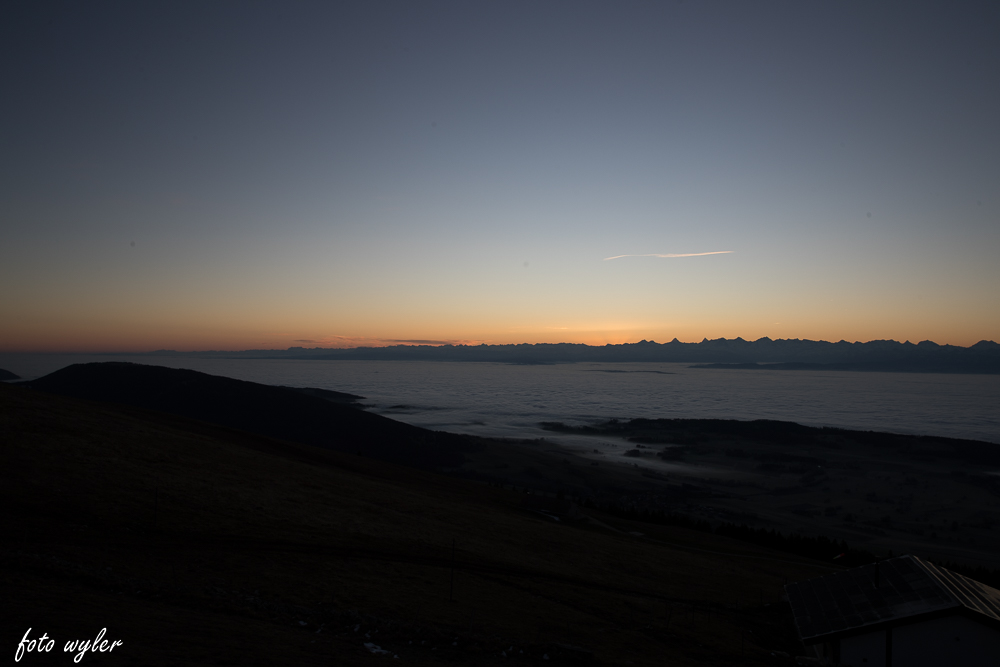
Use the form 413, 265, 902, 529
785, 554, 1000, 666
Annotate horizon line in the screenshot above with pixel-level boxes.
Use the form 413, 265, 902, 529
5, 337, 995, 355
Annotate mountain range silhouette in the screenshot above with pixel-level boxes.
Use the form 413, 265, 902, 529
137, 338, 1000, 373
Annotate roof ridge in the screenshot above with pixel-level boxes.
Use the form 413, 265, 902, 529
910, 555, 1000, 622
785, 554, 1000, 642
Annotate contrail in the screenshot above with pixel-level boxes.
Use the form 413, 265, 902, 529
603, 251, 734, 261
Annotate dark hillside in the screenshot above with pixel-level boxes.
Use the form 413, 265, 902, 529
0, 381, 834, 666
26, 362, 478, 470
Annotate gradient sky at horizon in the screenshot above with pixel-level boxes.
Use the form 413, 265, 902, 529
2, 1, 998, 352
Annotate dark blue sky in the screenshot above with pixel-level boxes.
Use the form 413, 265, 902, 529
2, 1, 998, 350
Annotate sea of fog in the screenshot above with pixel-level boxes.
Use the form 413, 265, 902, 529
3, 354, 999, 445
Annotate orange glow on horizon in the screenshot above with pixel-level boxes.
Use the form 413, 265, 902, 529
1, 324, 995, 354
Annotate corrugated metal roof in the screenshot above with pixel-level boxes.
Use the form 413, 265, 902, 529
785, 555, 1000, 642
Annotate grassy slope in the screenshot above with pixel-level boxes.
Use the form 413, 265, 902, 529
0, 384, 833, 666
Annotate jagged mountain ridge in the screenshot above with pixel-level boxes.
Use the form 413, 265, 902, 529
143, 338, 1000, 372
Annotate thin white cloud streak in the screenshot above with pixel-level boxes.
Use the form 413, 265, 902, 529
602, 251, 734, 261
300, 335, 492, 348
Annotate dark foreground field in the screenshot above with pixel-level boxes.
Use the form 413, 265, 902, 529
21, 362, 1000, 576
0, 379, 839, 666
536, 419, 1000, 572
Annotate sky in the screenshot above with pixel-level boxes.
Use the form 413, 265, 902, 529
2, 1, 998, 352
